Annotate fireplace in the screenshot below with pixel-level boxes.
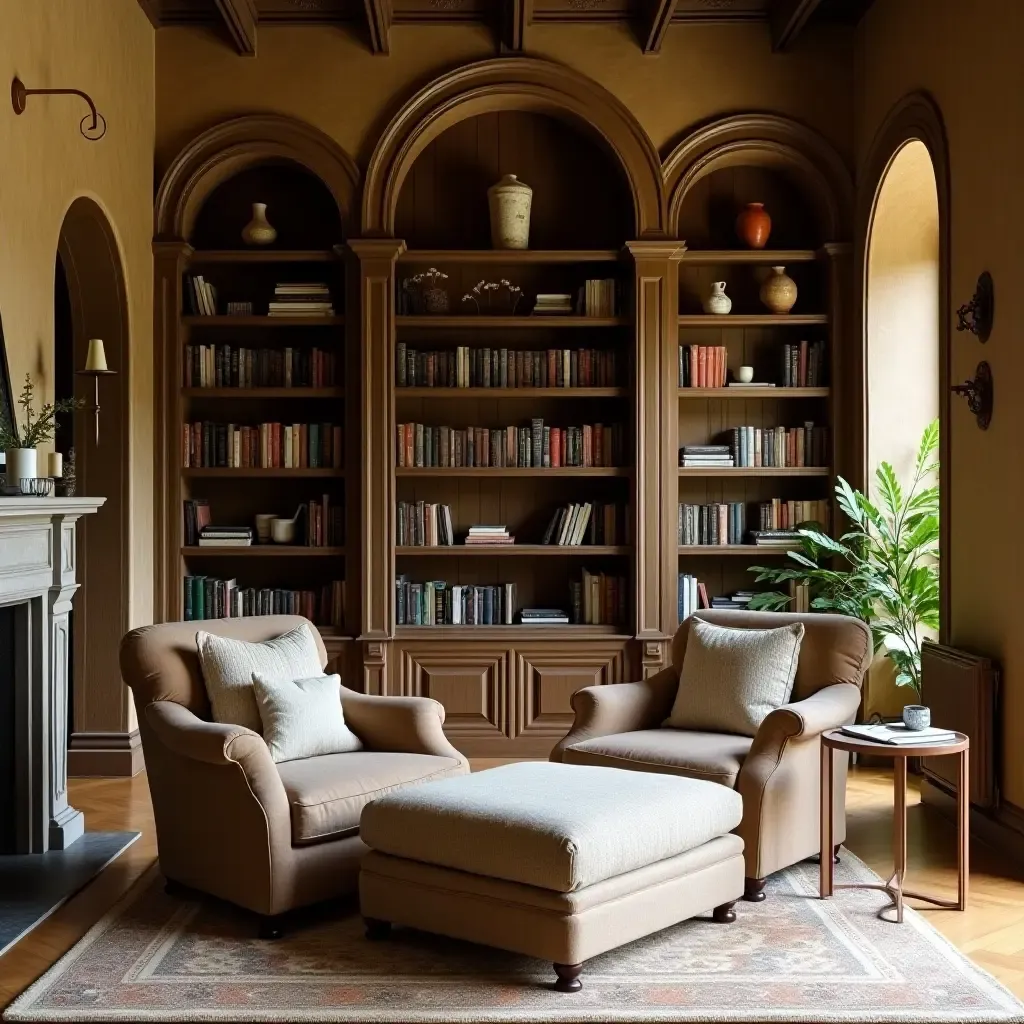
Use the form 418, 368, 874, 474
1, 604, 15, 853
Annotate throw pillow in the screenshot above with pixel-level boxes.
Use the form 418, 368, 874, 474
196, 623, 323, 731
664, 618, 804, 737
252, 672, 363, 763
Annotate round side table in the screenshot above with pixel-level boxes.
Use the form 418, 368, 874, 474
819, 728, 969, 923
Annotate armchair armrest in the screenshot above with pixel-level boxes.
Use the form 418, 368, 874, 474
750, 682, 862, 755
550, 666, 679, 762
339, 688, 468, 764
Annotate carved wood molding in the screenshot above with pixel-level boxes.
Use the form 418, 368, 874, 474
641, 0, 679, 54
361, 57, 666, 237
769, 0, 821, 52
502, 0, 532, 51
363, 0, 392, 53
154, 114, 361, 242
214, 0, 258, 55
135, 0, 161, 28
662, 113, 853, 240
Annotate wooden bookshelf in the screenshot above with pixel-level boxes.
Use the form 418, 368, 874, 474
183, 387, 346, 399
395, 466, 630, 478
678, 387, 829, 400
677, 313, 828, 327
182, 315, 345, 328
400, 249, 622, 264
677, 545, 799, 555
181, 546, 346, 557
397, 387, 627, 399
680, 250, 819, 265
677, 467, 829, 478
397, 315, 628, 329
396, 545, 630, 557
189, 250, 336, 264
183, 468, 345, 478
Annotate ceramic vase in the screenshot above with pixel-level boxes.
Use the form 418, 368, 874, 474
703, 281, 732, 316
760, 265, 798, 314
736, 203, 771, 249
488, 175, 533, 250
422, 287, 450, 314
902, 705, 931, 731
4, 447, 37, 484
241, 203, 277, 246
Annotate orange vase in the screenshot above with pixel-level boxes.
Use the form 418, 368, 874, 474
735, 203, 771, 249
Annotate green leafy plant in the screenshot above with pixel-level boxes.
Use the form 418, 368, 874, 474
748, 420, 939, 695
0, 374, 84, 450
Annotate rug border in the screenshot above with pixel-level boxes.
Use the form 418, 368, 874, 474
4, 852, 1024, 1024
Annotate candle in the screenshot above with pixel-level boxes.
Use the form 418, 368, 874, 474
84, 338, 108, 372
47, 452, 63, 478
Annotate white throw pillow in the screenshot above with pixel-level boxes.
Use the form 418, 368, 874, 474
196, 623, 323, 731
664, 617, 804, 737
251, 672, 362, 763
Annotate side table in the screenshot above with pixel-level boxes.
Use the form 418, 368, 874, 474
819, 728, 969, 923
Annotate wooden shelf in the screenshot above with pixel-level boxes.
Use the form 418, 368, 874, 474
678, 314, 828, 327
396, 624, 629, 639
678, 545, 799, 555
396, 387, 627, 399
681, 250, 819, 265
396, 545, 630, 557
400, 249, 621, 264
678, 387, 829, 399
182, 546, 345, 556
397, 316, 628, 329
182, 468, 344, 478
182, 316, 344, 328
318, 628, 353, 640
395, 466, 629, 478
677, 467, 829, 478
183, 387, 345, 399
188, 250, 336, 264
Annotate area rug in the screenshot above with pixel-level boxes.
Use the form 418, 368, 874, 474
5, 851, 1022, 1023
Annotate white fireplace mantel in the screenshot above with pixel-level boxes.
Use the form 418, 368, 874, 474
0, 497, 105, 852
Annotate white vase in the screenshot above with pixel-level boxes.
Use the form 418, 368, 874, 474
703, 281, 732, 315
241, 203, 277, 246
5, 447, 37, 484
488, 175, 532, 250
760, 265, 798, 314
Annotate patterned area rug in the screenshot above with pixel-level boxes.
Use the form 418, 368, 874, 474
5, 852, 1022, 1023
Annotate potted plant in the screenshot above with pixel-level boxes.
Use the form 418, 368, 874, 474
0, 374, 83, 484
748, 421, 939, 696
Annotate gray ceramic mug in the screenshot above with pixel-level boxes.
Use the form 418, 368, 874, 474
902, 704, 931, 731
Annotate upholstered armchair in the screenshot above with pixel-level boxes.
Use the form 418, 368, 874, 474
120, 616, 469, 933
551, 610, 870, 900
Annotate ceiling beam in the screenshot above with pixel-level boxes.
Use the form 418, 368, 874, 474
501, 0, 532, 52
769, 0, 822, 51
214, 0, 257, 55
641, 0, 679, 54
363, 0, 392, 54
135, 0, 160, 28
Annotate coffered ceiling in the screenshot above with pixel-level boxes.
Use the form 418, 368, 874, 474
137, 0, 873, 56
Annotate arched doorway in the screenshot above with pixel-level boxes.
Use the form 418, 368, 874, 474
57, 197, 135, 776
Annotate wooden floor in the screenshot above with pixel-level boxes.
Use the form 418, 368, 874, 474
2, 766, 1024, 1009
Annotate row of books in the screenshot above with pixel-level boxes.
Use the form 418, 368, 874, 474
395, 577, 517, 625
678, 503, 748, 546
184, 275, 220, 316
395, 421, 624, 468
542, 502, 627, 546
581, 279, 618, 318
396, 502, 456, 546
676, 581, 809, 617
679, 346, 728, 388
184, 345, 339, 389
305, 495, 345, 546
782, 340, 827, 388
183, 575, 345, 626
573, 569, 628, 626
757, 498, 831, 532
182, 499, 343, 547
183, 421, 344, 469
268, 282, 335, 318
395, 344, 621, 389
680, 445, 734, 468
677, 574, 710, 622
730, 423, 829, 468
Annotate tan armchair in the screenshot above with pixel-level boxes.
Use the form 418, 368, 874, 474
120, 616, 469, 933
551, 610, 870, 900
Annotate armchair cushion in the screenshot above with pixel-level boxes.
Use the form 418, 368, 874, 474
277, 751, 466, 845
562, 729, 753, 787
666, 617, 804, 737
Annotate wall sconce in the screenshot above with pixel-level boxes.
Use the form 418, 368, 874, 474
76, 339, 116, 444
956, 271, 994, 342
951, 361, 993, 430
11, 76, 107, 141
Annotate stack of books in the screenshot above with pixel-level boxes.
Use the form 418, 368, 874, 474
581, 279, 617, 317
183, 498, 211, 545
679, 445, 734, 469
840, 723, 957, 746
782, 340, 827, 387
710, 590, 757, 610
395, 501, 454, 546
728, 380, 774, 389
533, 293, 573, 315
268, 282, 334, 318
198, 525, 253, 548
518, 608, 570, 625
749, 529, 803, 547
465, 525, 514, 546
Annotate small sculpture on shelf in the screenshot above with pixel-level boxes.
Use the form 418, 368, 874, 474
56, 447, 76, 497
760, 266, 798, 314
241, 202, 277, 246
488, 174, 533, 250
703, 281, 732, 315
736, 202, 771, 249
461, 279, 523, 316
406, 268, 450, 314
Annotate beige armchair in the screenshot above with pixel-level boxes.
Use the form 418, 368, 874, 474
552, 610, 870, 900
120, 616, 469, 934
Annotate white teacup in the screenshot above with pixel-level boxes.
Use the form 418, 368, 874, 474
902, 705, 931, 731
737, 365, 755, 384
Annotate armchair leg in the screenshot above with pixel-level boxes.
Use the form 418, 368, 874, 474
834, 843, 842, 864
713, 901, 737, 923
553, 963, 583, 992
258, 915, 284, 940
744, 877, 767, 902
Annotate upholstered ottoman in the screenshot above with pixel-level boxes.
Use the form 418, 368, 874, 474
359, 761, 744, 991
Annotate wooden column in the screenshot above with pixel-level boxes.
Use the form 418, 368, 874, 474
626, 242, 684, 676
822, 242, 856, 490
349, 239, 404, 694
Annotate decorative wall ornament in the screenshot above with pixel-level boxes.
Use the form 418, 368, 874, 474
11, 77, 107, 141
955, 270, 993, 343
951, 360, 993, 430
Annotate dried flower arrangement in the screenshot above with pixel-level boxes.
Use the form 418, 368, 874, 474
404, 267, 450, 314
461, 279, 523, 315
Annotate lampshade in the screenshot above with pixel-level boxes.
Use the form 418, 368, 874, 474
84, 338, 108, 373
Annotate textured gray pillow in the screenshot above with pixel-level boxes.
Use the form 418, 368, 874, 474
665, 618, 804, 737
196, 623, 323, 731
252, 672, 363, 763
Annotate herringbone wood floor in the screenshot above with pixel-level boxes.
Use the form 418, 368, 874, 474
2, 766, 1023, 1009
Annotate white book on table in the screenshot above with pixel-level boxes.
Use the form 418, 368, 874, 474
841, 723, 956, 745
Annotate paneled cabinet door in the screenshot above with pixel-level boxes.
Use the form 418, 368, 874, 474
395, 642, 512, 755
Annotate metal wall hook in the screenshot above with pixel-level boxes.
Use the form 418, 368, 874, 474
11, 77, 107, 141
951, 361, 993, 430
956, 271, 994, 342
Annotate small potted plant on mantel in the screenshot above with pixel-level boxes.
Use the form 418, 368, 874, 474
0, 374, 83, 486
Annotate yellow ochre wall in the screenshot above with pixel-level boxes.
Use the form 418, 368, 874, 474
857, 0, 1024, 811
0, 0, 156, 630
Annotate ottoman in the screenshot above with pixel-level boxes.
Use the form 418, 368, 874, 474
359, 761, 744, 991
